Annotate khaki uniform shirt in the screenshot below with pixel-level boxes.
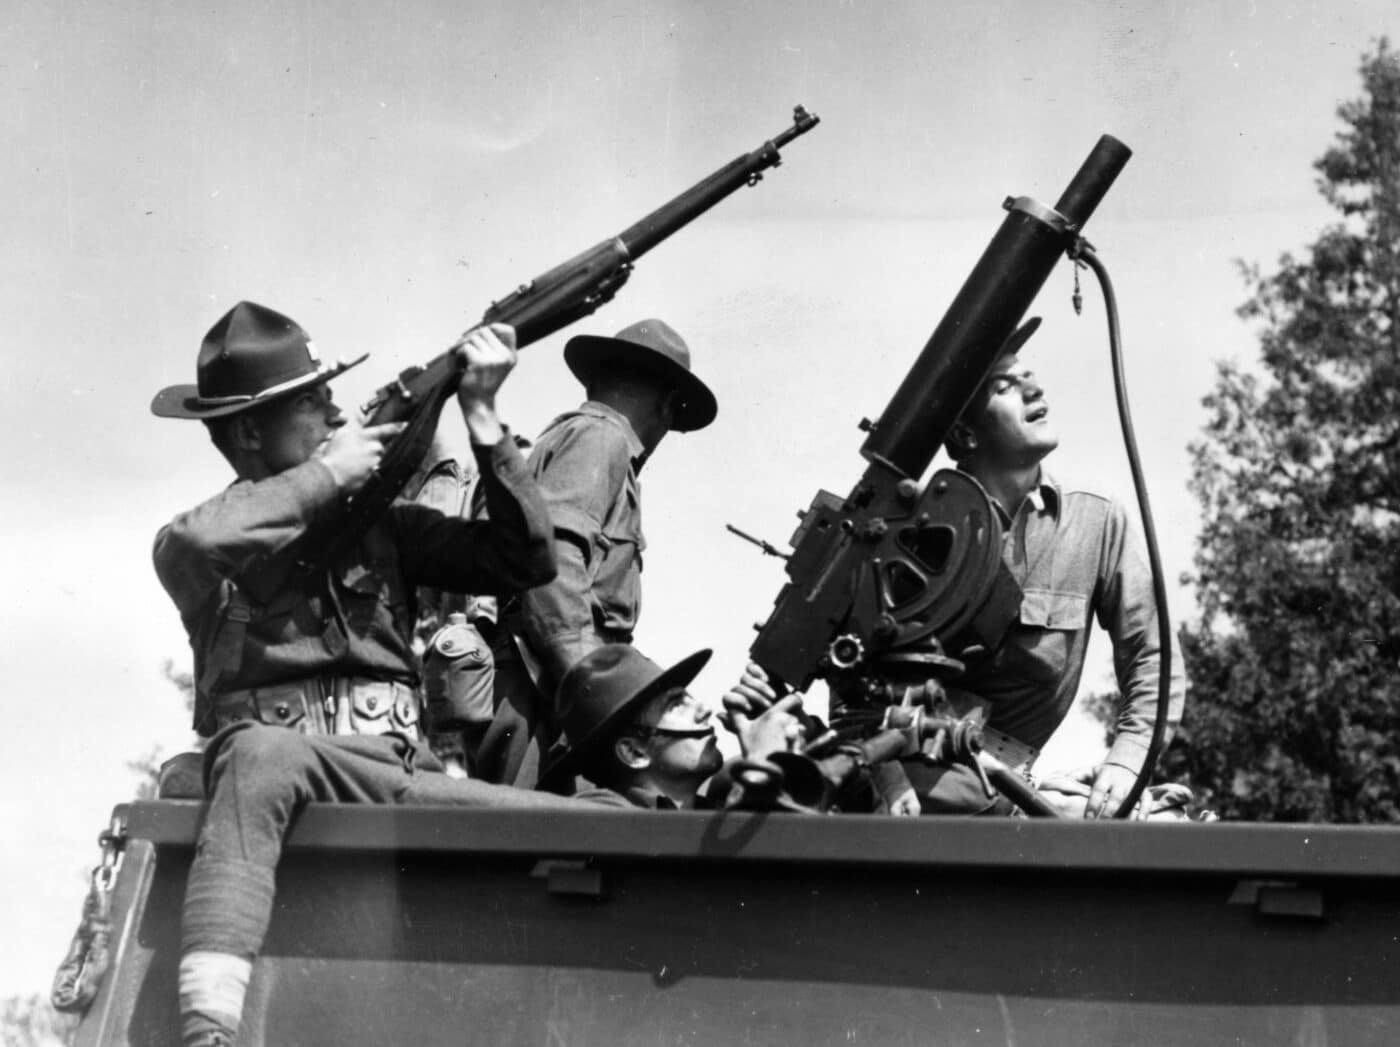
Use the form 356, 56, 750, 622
154, 437, 554, 734
518, 402, 646, 681
954, 473, 1186, 774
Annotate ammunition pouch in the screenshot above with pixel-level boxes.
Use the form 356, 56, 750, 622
332, 679, 421, 738
212, 678, 421, 740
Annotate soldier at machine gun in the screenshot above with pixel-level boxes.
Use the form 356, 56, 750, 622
732, 320, 1190, 819
538, 646, 1062, 816
740, 134, 1197, 819
902, 317, 1188, 818
538, 645, 808, 809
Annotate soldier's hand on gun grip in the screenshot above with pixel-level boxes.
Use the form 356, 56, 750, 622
732, 694, 806, 760
720, 661, 779, 731
317, 413, 408, 494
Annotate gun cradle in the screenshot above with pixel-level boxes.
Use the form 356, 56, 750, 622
848, 469, 1020, 663
751, 469, 1020, 691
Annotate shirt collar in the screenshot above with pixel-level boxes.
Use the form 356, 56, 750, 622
623, 784, 681, 810
984, 469, 1062, 526
1035, 472, 1062, 519
579, 400, 646, 462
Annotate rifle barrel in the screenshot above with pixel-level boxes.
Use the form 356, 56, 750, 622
618, 105, 820, 259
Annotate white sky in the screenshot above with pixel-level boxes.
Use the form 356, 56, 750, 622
2, 0, 1395, 996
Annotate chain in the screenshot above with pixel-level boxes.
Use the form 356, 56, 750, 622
92, 811, 127, 898
51, 811, 127, 1012
1067, 235, 1095, 316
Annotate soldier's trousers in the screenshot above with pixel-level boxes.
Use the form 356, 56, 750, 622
182, 723, 610, 961
473, 654, 553, 788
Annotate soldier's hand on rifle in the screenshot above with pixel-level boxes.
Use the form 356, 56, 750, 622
453, 322, 517, 444
317, 412, 408, 495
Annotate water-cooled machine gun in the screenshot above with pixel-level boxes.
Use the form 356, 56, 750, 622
740, 136, 1136, 816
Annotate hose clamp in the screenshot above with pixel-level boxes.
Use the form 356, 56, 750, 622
1003, 195, 1078, 237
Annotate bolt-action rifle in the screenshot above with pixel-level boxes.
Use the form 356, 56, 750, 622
253, 106, 820, 596
744, 135, 1132, 800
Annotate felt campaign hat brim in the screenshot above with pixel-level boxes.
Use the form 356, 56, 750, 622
150, 353, 367, 419
539, 648, 713, 788
999, 316, 1041, 356
564, 334, 717, 433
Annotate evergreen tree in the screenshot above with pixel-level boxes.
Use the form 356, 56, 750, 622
1169, 40, 1400, 821
0, 993, 72, 1046
127, 660, 200, 799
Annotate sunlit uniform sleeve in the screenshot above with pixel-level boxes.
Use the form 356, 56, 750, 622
391, 435, 556, 596
1096, 499, 1188, 773
518, 406, 644, 683
153, 458, 341, 620
153, 436, 556, 719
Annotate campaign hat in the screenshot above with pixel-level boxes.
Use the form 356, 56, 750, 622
151, 300, 367, 420
999, 316, 1041, 357
563, 319, 717, 432
941, 317, 1045, 461
539, 645, 712, 787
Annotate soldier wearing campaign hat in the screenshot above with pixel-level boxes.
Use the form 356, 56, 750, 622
869, 317, 1187, 819
539, 644, 804, 810
151, 301, 565, 1047
476, 318, 718, 788
151, 300, 552, 737
150, 300, 367, 420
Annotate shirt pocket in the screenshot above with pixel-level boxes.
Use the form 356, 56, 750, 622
1018, 589, 1088, 630
591, 482, 644, 629
1000, 589, 1088, 689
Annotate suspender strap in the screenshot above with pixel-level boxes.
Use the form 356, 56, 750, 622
194, 584, 254, 734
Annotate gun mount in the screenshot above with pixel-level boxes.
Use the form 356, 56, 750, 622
723, 701, 1062, 817
749, 136, 1132, 736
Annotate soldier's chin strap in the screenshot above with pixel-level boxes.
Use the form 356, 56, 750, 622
1071, 239, 1174, 820
633, 725, 717, 740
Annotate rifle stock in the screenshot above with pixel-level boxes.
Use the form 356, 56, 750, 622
270, 106, 819, 588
